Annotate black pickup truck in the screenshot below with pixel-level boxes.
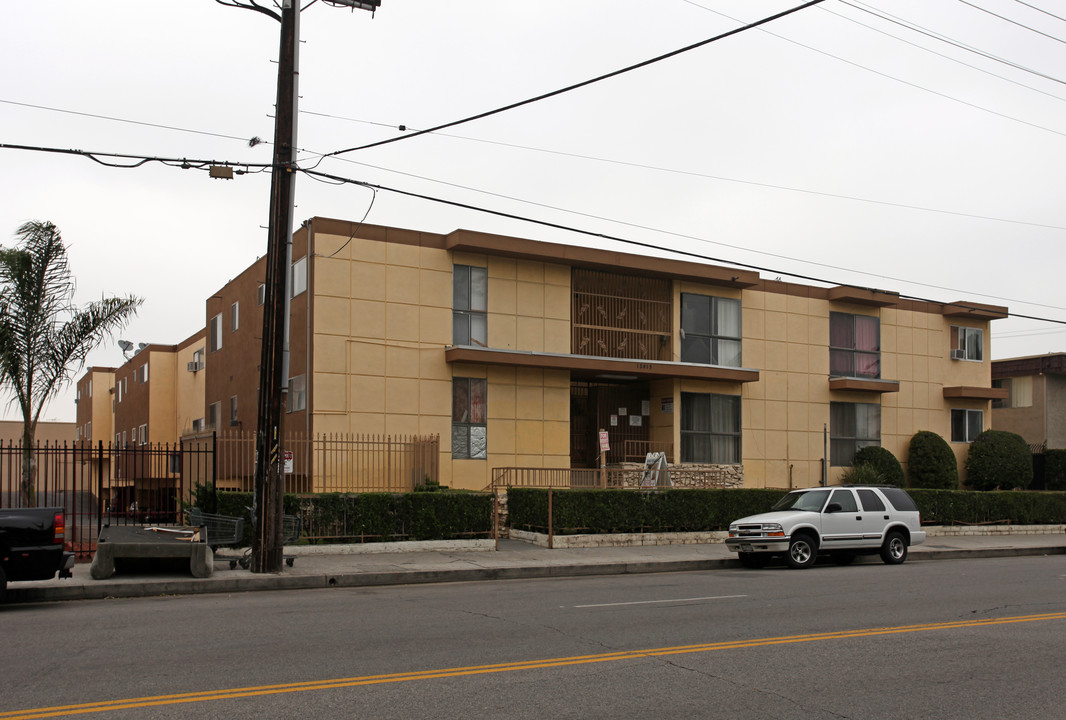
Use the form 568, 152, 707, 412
0, 507, 76, 602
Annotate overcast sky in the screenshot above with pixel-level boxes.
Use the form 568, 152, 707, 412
3, 0, 1065, 422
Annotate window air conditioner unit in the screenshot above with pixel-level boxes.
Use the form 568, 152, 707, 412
950, 349, 966, 360
187, 361, 204, 372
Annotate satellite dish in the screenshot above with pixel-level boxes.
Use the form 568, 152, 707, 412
137, 343, 149, 351
118, 340, 133, 352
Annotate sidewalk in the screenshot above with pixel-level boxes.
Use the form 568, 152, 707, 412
7, 529, 1066, 605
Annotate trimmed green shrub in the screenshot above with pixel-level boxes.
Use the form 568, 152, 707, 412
839, 463, 887, 486
907, 431, 958, 489
852, 446, 905, 487
965, 430, 1033, 491
1043, 449, 1066, 492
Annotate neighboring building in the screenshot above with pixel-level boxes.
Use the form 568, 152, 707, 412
74, 219, 1009, 492
75, 367, 116, 446
992, 353, 1066, 451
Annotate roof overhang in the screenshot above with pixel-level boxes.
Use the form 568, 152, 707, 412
828, 377, 901, 393
943, 386, 1009, 400
445, 346, 760, 383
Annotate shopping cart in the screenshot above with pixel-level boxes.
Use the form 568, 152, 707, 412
186, 507, 245, 569
238, 511, 301, 569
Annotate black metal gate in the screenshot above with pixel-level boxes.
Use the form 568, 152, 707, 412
0, 438, 215, 559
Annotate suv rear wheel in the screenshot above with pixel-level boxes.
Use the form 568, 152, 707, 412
785, 534, 818, 569
880, 530, 908, 565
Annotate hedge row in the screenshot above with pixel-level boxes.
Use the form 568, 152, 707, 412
507, 487, 1066, 535
199, 489, 493, 545
507, 488, 787, 535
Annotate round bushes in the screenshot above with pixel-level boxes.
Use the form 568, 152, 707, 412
907, 431, 958, 489
965, 430, 1033, 491
852, 446, 905, 487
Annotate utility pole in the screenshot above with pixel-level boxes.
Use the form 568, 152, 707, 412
231, 0, 380, 573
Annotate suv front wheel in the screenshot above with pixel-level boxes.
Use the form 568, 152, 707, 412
880, 530, 908, 565
786, 533, 818, 569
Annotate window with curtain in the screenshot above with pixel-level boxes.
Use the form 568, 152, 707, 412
830, 312, 880, 378
452, 378, 487, 459
951, 408, 983, 442
680, 392, 741, 464
950, 326, 983, 361
830, 401, 880, 465
453, 265, 488, 347
680, 293, 742, 367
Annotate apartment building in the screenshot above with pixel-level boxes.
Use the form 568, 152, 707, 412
191, 218, 1006, 491
992, 353, 1066, 451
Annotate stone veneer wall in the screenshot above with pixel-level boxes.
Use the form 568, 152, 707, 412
614, 463, 744, 489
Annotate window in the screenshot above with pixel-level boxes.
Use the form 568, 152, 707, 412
950, 326, 983, 361
192, 418, 204, 433
231, 301, 239, 332
857, 488, 886, 512
88, 380, 92, 397
828, 488, 858, 513
257, 283, 266, 306
138, 424, 147, 445
453, 265, 487, 347
291, 256, 307, 297
117, 379, 123, 403
287, 375, 306, 412
230, 396, 238, 425
951, 408, 983, 443
209, 313, 223, 353
680, 392, 741, 464
680, 293, 742, 367
208, 401, 220, 429
452, 378, 487, 459
830, 401, 880, 465
830, 312, 880, 378
993, 376, 1032, 409
86, 421, 91, 441
140, 364, 148, 383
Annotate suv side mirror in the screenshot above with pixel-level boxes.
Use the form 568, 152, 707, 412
825, 502, 842, 513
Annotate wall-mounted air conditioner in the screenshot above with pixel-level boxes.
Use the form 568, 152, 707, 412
950, 349, 966, 360
187, 361, 204, 372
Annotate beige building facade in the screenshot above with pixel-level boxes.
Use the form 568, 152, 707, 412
992, 353, 1066, 451
276, 218, 1006, 491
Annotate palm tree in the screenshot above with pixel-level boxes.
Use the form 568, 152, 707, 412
0, 221, 142, 505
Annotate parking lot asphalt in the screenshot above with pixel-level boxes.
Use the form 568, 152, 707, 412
7, 529, 1066, 605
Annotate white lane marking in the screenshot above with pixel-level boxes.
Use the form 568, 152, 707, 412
572, 594, 748, 608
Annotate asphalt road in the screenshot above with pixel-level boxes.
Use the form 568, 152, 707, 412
3, 555, 1065, 719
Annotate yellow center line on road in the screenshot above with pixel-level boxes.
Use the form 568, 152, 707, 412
5, 610, 1065, 719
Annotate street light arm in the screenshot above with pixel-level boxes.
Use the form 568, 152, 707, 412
214, 0, 281, 22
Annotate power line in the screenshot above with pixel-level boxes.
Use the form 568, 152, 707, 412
322, 0, 828, 158
681, 0, 1066, 139
305, 114, 1066, 233
958, 0, 1066, 46
1012, 0, 1066, 24
313, 149, 1066, 313
6, 138, 1063, 315
832, 2, 1066, 96
0, 99, 269, 146
297, 164, 1066, 326
845, 0, 1066, 86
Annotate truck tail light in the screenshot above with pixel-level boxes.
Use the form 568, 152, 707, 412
54, 512, 66, 543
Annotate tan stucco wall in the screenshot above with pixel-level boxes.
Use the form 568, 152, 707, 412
310, 232, 572, 490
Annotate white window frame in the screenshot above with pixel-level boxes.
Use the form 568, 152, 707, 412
291, 256, 307, 297
950, 326, 983, 361
452, 377, 487, 459
287, 375, 306, 413
209, 313, 223, 353
257, 283, 266, 306
951, 408, 984, 443
230, 395, 238, 425
680, 293, 742, 367
138, 424, 147, 445
452, 265, 488, 347
680, 392, 742, 464
231, 301, 239, 332
830, 401, 881, 466
208, 401, 220, 429
830, 312, 881, 379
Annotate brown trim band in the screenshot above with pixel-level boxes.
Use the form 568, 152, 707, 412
445, 346, 760, 383
828, 377, 901, 393
943, 386, 1009, 400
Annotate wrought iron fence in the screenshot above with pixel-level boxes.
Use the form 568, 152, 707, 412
0, 439, 209, 559
186, 431, 440, 494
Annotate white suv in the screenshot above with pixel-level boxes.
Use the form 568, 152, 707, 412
726, 485, 926, 569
